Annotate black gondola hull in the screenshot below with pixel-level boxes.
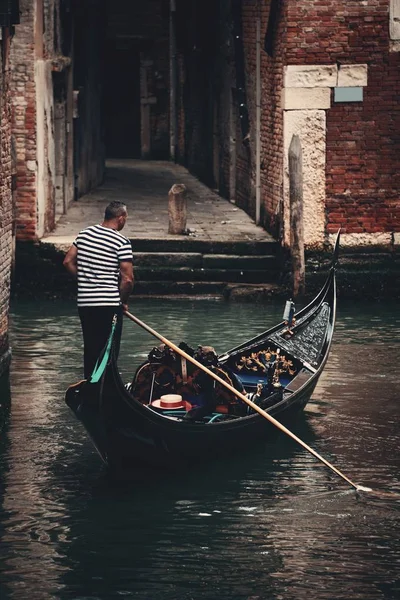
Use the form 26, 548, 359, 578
67, 366, 319, 469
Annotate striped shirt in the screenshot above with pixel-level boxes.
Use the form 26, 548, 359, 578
73, 224, 133, 307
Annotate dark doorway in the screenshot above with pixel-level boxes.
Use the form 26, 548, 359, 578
104, 39, 141, 158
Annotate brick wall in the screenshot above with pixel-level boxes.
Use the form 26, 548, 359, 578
0, 29, 13, 375
176, 0, 399, 245
241, 0, 285, 235
175, 0, 287, 235
11, 0, 74, 241
286, 0, 400, 239
10, 0, 37, 241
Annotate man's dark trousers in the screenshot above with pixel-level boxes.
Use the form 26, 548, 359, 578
78, 306, 123, 379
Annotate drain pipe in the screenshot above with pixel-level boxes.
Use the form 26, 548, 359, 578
255, 11, 261, 225
169, 0, 177, 161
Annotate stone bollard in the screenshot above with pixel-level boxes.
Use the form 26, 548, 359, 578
168, 183, 187, 234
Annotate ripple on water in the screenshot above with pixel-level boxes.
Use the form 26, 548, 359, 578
0, 297, 399, 600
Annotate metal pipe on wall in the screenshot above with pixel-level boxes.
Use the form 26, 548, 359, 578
255, 12, 261, 225
169, 0, 177, 161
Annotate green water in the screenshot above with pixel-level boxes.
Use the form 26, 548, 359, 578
0, 297, 399, 600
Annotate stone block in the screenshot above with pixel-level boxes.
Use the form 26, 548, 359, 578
282, 87, 331, 110
337, 64, 368, 87
283, 110, 326, 248
284, 64, 337, 88
330, 232, 392, 248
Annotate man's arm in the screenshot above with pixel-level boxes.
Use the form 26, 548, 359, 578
63, 244, 78, 278
119, 261, 134, 311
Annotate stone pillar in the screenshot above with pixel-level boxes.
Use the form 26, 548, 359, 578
168, 183, 187, 234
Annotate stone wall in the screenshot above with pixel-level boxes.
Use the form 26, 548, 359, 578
0, 29, 14, 377
11, 0, 74, 242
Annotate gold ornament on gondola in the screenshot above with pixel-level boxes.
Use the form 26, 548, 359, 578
235, 348, 296, 380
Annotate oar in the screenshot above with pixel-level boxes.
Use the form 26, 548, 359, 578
124, 311, 371, 493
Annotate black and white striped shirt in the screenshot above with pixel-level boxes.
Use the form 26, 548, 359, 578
73, 224, 133, 307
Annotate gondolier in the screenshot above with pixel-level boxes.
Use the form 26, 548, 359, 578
63, 200, 134, 378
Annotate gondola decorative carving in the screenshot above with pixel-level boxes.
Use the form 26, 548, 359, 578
235, 348, 296, 377
270, 303, 331, 366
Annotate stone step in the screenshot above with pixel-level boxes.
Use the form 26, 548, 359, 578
135, 266, 278, 284
133, 280, 227, 297
337, 253, 400, 271
130, 237, 278, 255
133, 280, 282, 300
132, 252, 277, 271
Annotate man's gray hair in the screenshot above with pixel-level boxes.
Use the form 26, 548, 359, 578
104, 201, 127, 220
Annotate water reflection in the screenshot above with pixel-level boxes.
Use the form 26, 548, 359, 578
0, 298, 399, 599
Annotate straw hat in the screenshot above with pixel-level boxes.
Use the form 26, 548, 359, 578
151, 394, 186, 410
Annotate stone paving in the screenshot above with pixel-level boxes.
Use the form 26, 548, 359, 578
43, 159, 275, 247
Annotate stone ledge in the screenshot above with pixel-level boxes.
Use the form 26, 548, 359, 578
224, 283, 285, 302
337, 64, 368, 87
285, 65, 337, 88
328, 232, 393, 248
282, 87, 331, 110
285, 63, 368, 89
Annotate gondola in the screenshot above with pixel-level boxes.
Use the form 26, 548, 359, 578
66, 234, 340, 471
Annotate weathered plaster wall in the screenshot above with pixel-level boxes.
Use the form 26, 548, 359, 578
35, 59, 55, 238
11, 0, 74, 241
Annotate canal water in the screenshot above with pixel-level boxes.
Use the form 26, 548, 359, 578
0, 297, 399, 600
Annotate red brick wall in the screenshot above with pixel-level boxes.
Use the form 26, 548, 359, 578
260, 2, 285, 235
174, 0, 287, 231
230, 1, 286, 234
10, 0, 37, 241
286, 0, 400, 236
0, 29, 13, 371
